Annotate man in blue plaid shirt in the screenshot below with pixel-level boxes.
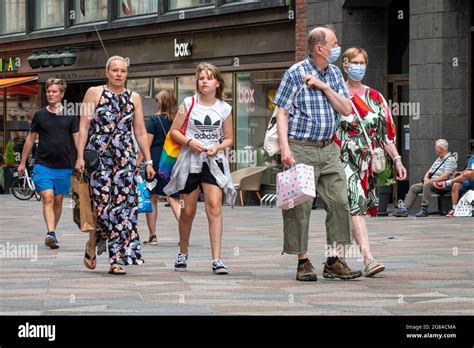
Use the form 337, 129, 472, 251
274, 26, 362, 282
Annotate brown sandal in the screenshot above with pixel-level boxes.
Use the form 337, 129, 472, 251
108, 264, 126, 275
143, 235, 157, 245
83, 242, 96, 270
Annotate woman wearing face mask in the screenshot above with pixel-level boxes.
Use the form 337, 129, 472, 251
333, 48, 407, 277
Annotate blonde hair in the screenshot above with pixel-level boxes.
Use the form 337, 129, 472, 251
342, 47, 369, 67
156, 90, 178, 121
195, 62, 225, 100
45, 78, 67, 93
106, 55, 128, 71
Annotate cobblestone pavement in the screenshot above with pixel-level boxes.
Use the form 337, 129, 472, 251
0, 195, 473, 315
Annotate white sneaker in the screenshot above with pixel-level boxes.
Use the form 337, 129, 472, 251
174, 252, 188, 272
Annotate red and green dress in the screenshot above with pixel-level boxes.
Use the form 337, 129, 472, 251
333, 86, 396, 216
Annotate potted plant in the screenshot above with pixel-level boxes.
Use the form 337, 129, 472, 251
376, 156, 395, 216
2, 140, 17, 193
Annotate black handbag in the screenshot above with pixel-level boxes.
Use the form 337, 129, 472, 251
84, 118, 121, 172
84, 149, 100, 171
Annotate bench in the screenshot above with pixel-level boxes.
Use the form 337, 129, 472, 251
416, 192, 452, 215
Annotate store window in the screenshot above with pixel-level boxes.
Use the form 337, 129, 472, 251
220, 0, 260, 4
72, 0, 107, 24
153, 77, 176, 96
1, 82, 39, 165
168, 0, 214, 10
127, 78, 155, 120
34, 0, 64, 30
117, 0, 157, 17
235, 70, 284, 183
0, 0, 25, 34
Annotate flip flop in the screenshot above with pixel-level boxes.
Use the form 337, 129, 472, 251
363, 259, 385, 277
143, 235, 157, 245
83, 242, 96, 270
108, 264, 126, 275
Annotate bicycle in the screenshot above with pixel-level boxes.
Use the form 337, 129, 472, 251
11, 166, 41, 201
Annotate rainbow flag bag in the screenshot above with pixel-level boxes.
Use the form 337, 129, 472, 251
158, 96, 195, 179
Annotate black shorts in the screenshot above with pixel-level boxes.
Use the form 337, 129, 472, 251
180, 162, 224, 195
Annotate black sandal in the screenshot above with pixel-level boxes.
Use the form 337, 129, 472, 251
83, 242, 96, 270
108, 264, 126, 275
144, 235, 157, 245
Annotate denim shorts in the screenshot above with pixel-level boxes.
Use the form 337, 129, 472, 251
462, 179, 474, 192
33, 164, 73, 195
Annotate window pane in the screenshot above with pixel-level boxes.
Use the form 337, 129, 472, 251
5, 82, 39, 165
221, 0, 260, 4
0, 0, 26, 34
73, 0, 107, 24
34, 0, 64, 29
177, 75, 195, 104
117, 0, 157, 17
153, 77, 175, 96
235, 70, 284, 184
168, 0, 214, 10
127, 78, 154, 120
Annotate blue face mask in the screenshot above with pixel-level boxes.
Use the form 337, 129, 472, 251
323, 46, 341, 63
347, 64, 366, 81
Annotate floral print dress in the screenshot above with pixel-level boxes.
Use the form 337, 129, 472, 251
333, 86, 396, 216
86, 86, 144, 266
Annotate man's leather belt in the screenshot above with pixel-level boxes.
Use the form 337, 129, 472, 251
288, 138, 333, 148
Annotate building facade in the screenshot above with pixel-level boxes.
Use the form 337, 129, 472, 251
1, 0, 472, 202
300, 0, 472, 202
0, 0, 295, 190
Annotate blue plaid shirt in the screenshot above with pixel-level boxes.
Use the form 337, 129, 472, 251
273, 57, 350, 141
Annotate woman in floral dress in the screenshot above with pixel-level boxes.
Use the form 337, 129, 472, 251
333, 48, 407, 277
76, 56, 155, 275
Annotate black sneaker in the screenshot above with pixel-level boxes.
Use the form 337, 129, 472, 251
174, 252, 188, 272
45, 232, 60, 249
212, 259, 228, 274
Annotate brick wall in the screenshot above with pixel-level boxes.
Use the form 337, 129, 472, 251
295, 0, 307, 62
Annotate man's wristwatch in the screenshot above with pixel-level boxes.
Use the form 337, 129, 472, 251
144, 160, 153, 166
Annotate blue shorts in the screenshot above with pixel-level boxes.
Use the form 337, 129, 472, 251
33, 164, 73, 195
462, 179, 474, 192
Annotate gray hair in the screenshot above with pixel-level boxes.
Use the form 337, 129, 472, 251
307, 29, 326, 56
435, 139, 449, 150
307, 25, 336, 57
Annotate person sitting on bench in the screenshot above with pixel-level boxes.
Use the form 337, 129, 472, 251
435, 154, 474, 216
393, 139, 457, 217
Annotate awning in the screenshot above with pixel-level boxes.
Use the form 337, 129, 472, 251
0, 76, 38, 88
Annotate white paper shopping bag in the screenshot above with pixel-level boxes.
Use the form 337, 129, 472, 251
276, 164, 316, 209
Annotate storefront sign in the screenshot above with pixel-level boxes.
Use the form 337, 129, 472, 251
174, 39, 192, 58
238, 84, 255, 104
0, 57, 20, 72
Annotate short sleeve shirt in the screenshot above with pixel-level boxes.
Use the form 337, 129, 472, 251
183, 96, 232, 149
30, 108, 79, 169
273, 57, 349, 141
